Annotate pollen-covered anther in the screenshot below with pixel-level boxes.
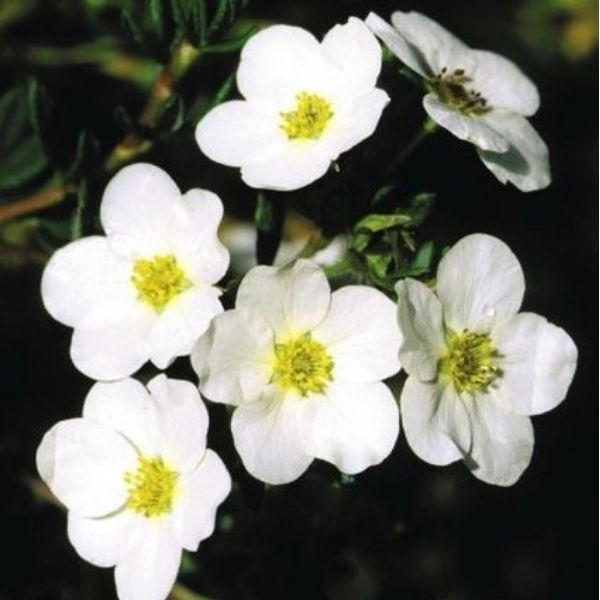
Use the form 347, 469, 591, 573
439, 329, 502, 394
272, 333, 334, 396
429, 67, 491, 116
280, 92, 334, 140
124, 455, 178, 518
131, 254, 191, 312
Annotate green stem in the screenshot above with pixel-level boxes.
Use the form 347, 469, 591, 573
386, 117, 438, 176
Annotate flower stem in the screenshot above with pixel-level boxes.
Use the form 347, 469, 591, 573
0, 180, 75, 223
386, 117, 438, 176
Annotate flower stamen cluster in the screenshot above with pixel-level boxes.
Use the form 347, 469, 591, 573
439, 329, 501, 394
272, 332, 334, 395
131, 254, 192, 312
280, 92, 334, 140
428, 67, 491, 116
124, 455, 179, 518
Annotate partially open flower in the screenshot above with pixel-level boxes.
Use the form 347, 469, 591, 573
41, 163, 229, 380
192, 259, 402, 484
395, 234, 577, 485
196, 17, 390, 191
367, 11, 551, 192
36, 375, 231, 600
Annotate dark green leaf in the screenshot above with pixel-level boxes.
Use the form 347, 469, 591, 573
255, 193, 285, 265
203, 26, 257, 53
354, 213, 412, 235
27, 78, 53, 142
155, 93, 185, 134
65, 131, 100, 181
70, 180, 87, 240
0, 136, 48, 196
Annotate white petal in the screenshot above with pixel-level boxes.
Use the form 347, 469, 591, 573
41, 236, 136, 330
231, 386, 312, 484
146, 375, 209, 473
395, 278, 445, 381
114, 519, 181, 600
100, 163, 187, 257
331, 88, 390, 155
237, 25, 334, 108
470, 50, 540, 116
423, 94, 509, 152
466, 396, 534, 486
301, 381, 399, 474
321, 17, 383, 93
195, 100, 284, 168
366, 12, 431, 77
477, 112, 551, 192
390, 11, 471, 75
179, 189, 229, 284
241, 142, 333, 191
148, 286, 224, 370
491, 312, 577, 416
312, 286, 401, 382
401, 378, 471, 466
36, 418, 137, 517
236, 259, 330, 339
192, 308, 274, 406
83, 379, 160, 456
67, 510, 138, 568
436, 233, 525, 331
171, 450, 231, 551
70, 309, 153, 380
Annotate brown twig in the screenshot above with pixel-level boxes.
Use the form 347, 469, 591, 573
0, 181, 75, 223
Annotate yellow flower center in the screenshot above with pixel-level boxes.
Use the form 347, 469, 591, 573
124, 455, 178, 518
428, 68, 491, 116
439, 329, 502, 394
272, 333, 334, 396
131, 254, 191, 312
280, 92, 334, 140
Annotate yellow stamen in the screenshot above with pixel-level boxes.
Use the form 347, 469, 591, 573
131, 254, 191, 311
280, 92, 334, 140
272, 333, 334, 396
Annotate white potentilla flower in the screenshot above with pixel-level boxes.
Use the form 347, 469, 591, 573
36, 374, 231, 600
191, 259, 402, 485
195, 17, 390, 191
395, 234, 577, 486
41, 163, 229, 380
366, 11, 550, 192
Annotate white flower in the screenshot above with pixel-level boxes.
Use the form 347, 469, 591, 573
395, 234, 577, 486
366, 11, 550, 192
191, 259, 401, 484
195, 17, 390, 191
41, 163, 229, 380
36, 374, 231, 600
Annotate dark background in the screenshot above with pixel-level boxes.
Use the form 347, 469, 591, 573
0, 0, 597, 598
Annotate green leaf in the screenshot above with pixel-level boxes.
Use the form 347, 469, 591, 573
254, 192, 285, 265
155, 93, 185, 135
0, 137, 47, 194
402, 192, 435, 228
70, 180, 87, 240
65, 131, 100, 181
27, 77, 53, 142
354, 213, 412, 235
122, 1, 148, 49
203, 26, 257, 53
147, 0, 167, 41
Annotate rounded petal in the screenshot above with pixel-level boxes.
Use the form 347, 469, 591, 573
241, 142, 333, 191
195, 100, 284, 168
491, 312, 577, 416
41, 236, 136, 330
331, 88, 390, 155
477, 112, 551, 192
148, 286, 224, 370
322, 17, 383, 93
171, 449, 231, 551
192, 308, 274, 405
390, 11, 470, 75
100, 163, 186, 257
237, 25, 333, 107
423, 94, 509, 152
236, 259, 330, 339
114, 519, 181, 600
146, 375, 209, 473
70, 310, 152, 380
436, 233, 525, 331
366, 12, 432, 77
471, 50, 540, 116
395, 279, 444, 381
301, 381, 399, 474
83, 379, 160, 456
231, 386, 313, 485
180, 189, 229, 284
67, 510, 138, 568
36, 418, 137, 517
313, 286, 401, 382
401, 378, 471, 466
466, 396, 534, 486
